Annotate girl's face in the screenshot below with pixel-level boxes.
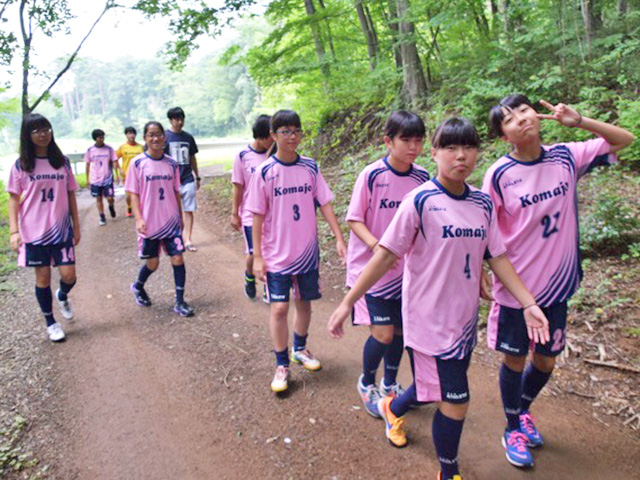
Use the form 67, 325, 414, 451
144, 125, 165, 152
30, 125, 52, 152
271, 126, 302, 154
500, 103, 540, 144
431, 145, 479, 184
385, 135, 423, 166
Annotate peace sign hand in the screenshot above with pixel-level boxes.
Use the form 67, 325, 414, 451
537, 100, 582, 127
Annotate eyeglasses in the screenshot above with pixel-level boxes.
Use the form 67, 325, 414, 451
276, 129, 304, 138
31, 128, 52, 135
145, 133, 165, 139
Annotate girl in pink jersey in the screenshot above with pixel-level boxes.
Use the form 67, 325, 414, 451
126, 121, 194, 318
7, 114, 81, 342
346, 111, 430, 417
329, 118, 550, 480
484, 94, 634, 469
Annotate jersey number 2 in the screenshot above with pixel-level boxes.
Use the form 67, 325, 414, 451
541, 211, 560, 238
159, 187, 165, 200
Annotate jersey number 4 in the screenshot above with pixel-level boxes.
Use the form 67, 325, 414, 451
40, 188, 54, 202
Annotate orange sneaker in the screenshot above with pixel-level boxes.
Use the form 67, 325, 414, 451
377, 395, 407, 448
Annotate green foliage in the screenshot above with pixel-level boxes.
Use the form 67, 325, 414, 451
0, 181, 16, 276
0, 414, 38, 475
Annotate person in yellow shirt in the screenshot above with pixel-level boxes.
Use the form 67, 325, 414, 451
116, 126, 144, 217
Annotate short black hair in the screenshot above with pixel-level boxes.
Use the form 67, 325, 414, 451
431, 117, 481, 149
489, 94, 535, 137
124, 126, 137, 135
385, 110, 426, 139
252, 115, 272, 139
271, 110, 301, 132
92, 129, 105, 140
167, 107, 185, 120
143, 121, 165, 137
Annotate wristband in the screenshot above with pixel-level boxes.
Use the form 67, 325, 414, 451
196, 176, 201, 181
523, 303, 537, 310
571, 111, 582, 128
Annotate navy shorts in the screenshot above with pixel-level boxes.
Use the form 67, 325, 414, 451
266, 269, 321, 303
409, 347, 472, 404
91, 183, 114, 198
138, 235, 185, 259
351, 294, 402, 327
493, 301, 567, 357
243, 226, 253, 255
19, 236, 75, 267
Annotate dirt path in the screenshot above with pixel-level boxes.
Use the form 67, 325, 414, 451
26, 190, 640, 479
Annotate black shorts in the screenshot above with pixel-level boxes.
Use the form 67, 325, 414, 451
19, 236, 75, 267
138, 235, 185, 259
91, 183, 114, 198
265, 269, 321, 302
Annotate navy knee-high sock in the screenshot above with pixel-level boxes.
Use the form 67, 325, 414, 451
35, 286, 55, 327
500, 363, 523, 431
172, 264, 186, 303
432, 409, 464, 479
293, 332, 307, 352
521, 363, 552, 411
135, 265, 154, 289
57, 279, 76, 301
382, 334, 403, 385
390, 383, 417, 418
362, 336, 387, 386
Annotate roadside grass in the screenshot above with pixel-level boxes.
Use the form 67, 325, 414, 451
0, 180, 16, 276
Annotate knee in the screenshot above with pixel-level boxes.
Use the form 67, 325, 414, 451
372, 329, 394, 345
60, 272, 76, 284
503, 354, 526, 372
171, 255, 184, 266
533, 354, 555, 373
146, 259, 160, 271
271, 303, 289, 321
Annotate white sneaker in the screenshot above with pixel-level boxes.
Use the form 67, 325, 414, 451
47, 322, 66, 342
55, 288, 74, 321
380, 379, 406, 397
291, 348, 322, 371
270, 366, 289, 393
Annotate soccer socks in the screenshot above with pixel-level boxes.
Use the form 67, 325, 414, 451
35, 286, 55, 327
432, 409, 464, 479
172, 264, 186, 303
274, 348, 290, 367
293, 332, 307, 352
57, 279, 76, 301
390, 382, 417, 417
500, 363, 523, 431
521, 363, 552, 411
382, 334, 403, 385
135, 265, 155, 290
362, 335, 387, 385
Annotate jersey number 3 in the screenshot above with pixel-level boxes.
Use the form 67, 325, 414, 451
293, 204, 300, 221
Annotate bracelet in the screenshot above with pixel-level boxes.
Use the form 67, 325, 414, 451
370, 241, 379, 252
196, 176, 201, 181
570, 111, 582, 128
10, 231, 19, 235
523, 303, 537, 310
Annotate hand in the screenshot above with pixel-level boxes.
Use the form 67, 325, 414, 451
230, 213, 241, 231
480, 270, 493, 301
196, 179, 201, 191
336, 239, 347, 265
254, 255, 266, 282
136, 218, 147, 235
9, 232, 21, 253
327, 301, 351, 339
524, 305, 550, 345
73, 229, 81, 246
537, 100, 582, 127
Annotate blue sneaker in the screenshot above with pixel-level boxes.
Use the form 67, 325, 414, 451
357, 374, 382, 418
173, 300, 194, 317
501, 429, 534, 468
131, 283, 151, 307
519, 411, 544, 447
244, 273, 256, 299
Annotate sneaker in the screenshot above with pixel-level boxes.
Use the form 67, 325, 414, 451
502, 429, 534, 468
262, 285, 270, 304
130, 283, 151, 307
291, 348, 322, 371
270, 365, 289, 392
109, 204, 116, 218
173, 301, 195, 317
519, 410, 544, 447
437, 473, 463, 480
126, 209, 133, 218
357, 374, 382, 418
380, 378, 406, 398
244, 274, 256, 299
55, 288, 74, 321
377, 395, 407, 448
99, 215, 106, 226
47, 322, 66, 342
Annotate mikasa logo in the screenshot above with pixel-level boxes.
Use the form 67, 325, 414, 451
446, 391, 468, 400
373, 315, 390, 322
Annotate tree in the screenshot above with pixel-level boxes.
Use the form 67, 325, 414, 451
395, 0, 427, 107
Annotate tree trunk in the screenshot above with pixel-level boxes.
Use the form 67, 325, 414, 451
355, 0, 378, 70
19, 0, 31, 115
580, 0, 601, 54
316, 0, 336, 59
395, 0, 427, 107
385, 0, 403, 69
617, 0, 627, 17
303, 0, 330, 77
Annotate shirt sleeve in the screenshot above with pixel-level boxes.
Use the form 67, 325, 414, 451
6, 162, 22, 195
231, 152, 244, 185
481, 165, 504, 217
109, 147, 118, 162
66, 163, 79, 192
245, 169, 268, 216
379, 194, 420, 259
84, 149, 91, 163
124, 162, 139, 194
345, 169, 368, 223
314, 168, 334, 207
562, 138, 615, 179
116, 146, 123, 159
189, 135, 198, 156
485, 200, 507, 259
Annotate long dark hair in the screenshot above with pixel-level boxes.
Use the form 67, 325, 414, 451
19, 114, 66, 172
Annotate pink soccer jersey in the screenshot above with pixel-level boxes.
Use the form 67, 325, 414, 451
379, 179, 506, 359
482, 138, 614, 309
6, 157, 78, 245
85, 144, 117, 186
231, 146, 271, 227
346, 157, 430, 304
245, 154, 334, 274
125, 153, 182, 240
